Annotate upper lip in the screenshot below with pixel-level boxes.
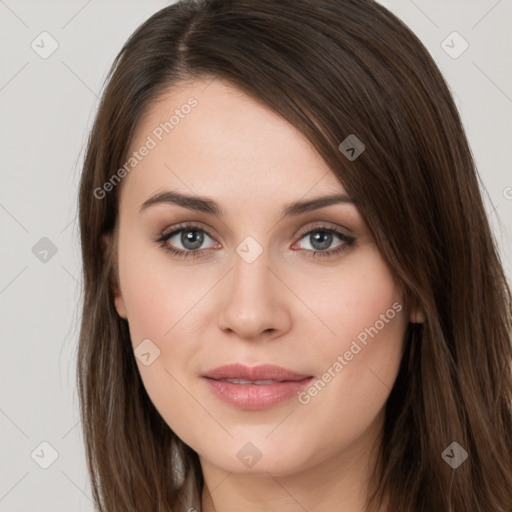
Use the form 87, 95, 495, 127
202, 363, 312, 382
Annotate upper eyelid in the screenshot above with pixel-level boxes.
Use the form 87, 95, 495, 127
296, 222, 352, 237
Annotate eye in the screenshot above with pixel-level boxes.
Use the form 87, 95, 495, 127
292, 225, 356, 258
155, 222, 219, 259
156, 222, 356, 260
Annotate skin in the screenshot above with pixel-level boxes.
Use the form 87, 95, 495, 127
106, 77, 423, 512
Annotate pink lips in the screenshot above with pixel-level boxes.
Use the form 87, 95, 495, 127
202, 363, 314, 410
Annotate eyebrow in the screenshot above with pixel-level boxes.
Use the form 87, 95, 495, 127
139, 190, 354, 217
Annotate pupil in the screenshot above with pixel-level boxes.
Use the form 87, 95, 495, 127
182, 229, 204, 250
311, 230, 332, 250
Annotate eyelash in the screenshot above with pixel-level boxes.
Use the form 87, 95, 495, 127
155, 221, 356, 260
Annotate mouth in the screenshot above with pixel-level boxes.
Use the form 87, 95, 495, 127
202, 363, 312, 382
212, 378, 298, 385
201, 363, 314, 410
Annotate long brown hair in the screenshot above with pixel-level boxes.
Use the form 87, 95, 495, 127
77, 0, 512, 510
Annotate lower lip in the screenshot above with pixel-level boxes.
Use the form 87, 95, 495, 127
202, 377, 313, 410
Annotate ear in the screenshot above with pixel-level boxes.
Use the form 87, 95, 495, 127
102, 234, 127, 319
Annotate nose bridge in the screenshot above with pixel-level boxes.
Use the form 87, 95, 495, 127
216, 236, 289, 339
230, 238, 273, 307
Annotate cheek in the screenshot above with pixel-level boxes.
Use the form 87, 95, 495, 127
116, 240, 204, 435
116, 234, 212, 386
294, 246, 406, 436
118, 235, 203, 344
290, 242, 405, 364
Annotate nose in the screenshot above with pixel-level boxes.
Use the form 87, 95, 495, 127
216, 246, 291, 341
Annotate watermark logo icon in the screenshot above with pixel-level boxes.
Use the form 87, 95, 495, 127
31, 31, 59, 59
236, 236, 263, 264
441, 31, 469, 59
237, 442, 263, 468
134, 338, 161, 366
441, 441, 468, 469
31, 441, 59, 469
339, 134, 365, 161
32, 237, 58, 263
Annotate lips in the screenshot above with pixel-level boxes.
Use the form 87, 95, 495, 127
201, 364, 314, 410
202, 363, 312, 382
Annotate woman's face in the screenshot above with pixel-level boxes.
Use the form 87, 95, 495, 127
109, 77, 414, 477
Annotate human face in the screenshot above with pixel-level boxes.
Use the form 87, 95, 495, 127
110, 77, 412, 477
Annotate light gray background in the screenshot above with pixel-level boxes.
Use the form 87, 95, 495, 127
1, 1, 511, 510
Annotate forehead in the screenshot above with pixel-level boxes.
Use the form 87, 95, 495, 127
120, 78, 347, 213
